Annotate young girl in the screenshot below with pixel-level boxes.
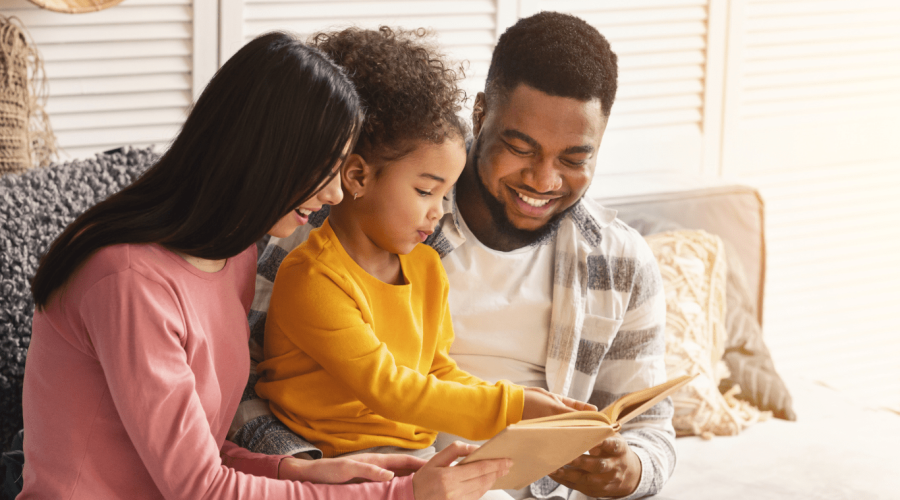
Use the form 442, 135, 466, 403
20, 32, 509, 500
256, 27, 583, 461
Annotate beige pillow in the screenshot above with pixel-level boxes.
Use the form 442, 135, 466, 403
645, 230, 770, 438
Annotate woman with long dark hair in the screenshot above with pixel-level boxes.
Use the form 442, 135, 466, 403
20, 32, 510, 499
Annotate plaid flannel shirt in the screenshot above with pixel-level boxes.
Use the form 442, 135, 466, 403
229, 192, 675, 500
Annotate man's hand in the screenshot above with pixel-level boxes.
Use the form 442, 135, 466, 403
412, 441, 512, 500
548, 435, 641, 498
278, 453, 427, 483
522, 387, 597, 420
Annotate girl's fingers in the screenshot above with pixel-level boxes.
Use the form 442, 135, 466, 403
527, 386, 595, 413
555, 393, 596, 411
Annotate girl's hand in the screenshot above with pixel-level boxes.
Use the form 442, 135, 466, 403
412, 441, 512, 500
278, 453, 427, 483
522, 387, 597, 420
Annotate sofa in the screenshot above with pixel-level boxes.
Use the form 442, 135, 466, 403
599, 175, 900, 499
1, 150, 898, 498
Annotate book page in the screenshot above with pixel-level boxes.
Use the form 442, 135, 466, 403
602, 374, 697, 424
516, 410, 612, 427
457, 374, 695, 490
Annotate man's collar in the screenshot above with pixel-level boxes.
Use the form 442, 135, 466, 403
579, 194, 618, 229
430, 186, 467, 254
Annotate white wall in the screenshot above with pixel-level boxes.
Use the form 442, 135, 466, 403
4, 0, 899, 411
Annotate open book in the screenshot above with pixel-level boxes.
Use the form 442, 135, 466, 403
457, 374, 696, 490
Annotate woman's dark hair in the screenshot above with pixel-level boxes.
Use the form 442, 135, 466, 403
31, 32, 361, 309
310, 26, 468, 164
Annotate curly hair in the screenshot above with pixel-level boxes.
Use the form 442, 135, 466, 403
487, 11, 618, 116
310, 26, 468, 163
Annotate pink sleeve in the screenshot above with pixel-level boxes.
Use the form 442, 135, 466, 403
80, 270, 415, 500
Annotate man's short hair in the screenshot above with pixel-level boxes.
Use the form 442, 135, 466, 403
486, 11, 618, 116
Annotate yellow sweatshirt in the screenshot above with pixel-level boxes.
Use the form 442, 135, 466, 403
256, 219, 524, 457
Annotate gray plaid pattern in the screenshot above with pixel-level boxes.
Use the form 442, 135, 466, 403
234, 193, 674, 500
605, 326, 666, 361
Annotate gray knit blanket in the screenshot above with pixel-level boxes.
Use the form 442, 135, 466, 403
0, 147, 160, 450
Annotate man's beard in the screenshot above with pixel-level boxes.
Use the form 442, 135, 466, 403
469, 135, 577, 247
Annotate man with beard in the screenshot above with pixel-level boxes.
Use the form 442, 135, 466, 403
233, 12, 674, 500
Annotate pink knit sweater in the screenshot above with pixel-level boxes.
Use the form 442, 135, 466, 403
20, 243, 413, 499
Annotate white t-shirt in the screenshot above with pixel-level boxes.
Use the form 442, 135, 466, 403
442, 213, 554, 387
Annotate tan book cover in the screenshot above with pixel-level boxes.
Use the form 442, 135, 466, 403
457, 374, 696, 490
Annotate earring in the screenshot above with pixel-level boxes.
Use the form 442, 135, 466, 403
353, 192, 359, 200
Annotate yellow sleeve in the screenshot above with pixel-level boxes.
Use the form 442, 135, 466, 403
268, 257, 524, 440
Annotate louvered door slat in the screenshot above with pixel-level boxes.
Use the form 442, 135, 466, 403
13, 5, 191, 26
245, 2, 493, 21
0, 0, 214, 159
46, 56, 192, 79
46, 91, 192, 115
52, 108, 188, 131
620, 51, 705, 69
749, 0, 894, 17
51, 74, 191, 97
29, 23, 192, 44
747, 51, 900, 79
620, 65, 705, 85
747, 37, 900, 60
614, 95, 703, 114
39, 40, 192, 62
55, 124, 180, 149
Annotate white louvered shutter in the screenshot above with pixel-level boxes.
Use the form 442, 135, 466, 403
1, 0, 217, 160
721, 0, 900, 411
222, 0, 504, 115
524, 0, 721, 185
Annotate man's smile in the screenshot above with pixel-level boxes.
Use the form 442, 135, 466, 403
507, 185, 561, 217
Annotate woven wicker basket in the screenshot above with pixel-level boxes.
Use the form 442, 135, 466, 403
27, 0, 125, 14
0, 16, 56, 175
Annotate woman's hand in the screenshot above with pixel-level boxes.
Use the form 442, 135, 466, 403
412, 441, 512, 500
278, 453, 427, 483
522, 387, 597, 420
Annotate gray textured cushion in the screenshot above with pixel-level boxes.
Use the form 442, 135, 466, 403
0, 147, 159, 449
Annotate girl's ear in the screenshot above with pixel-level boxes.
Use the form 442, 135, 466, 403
341, 153, 371, 198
